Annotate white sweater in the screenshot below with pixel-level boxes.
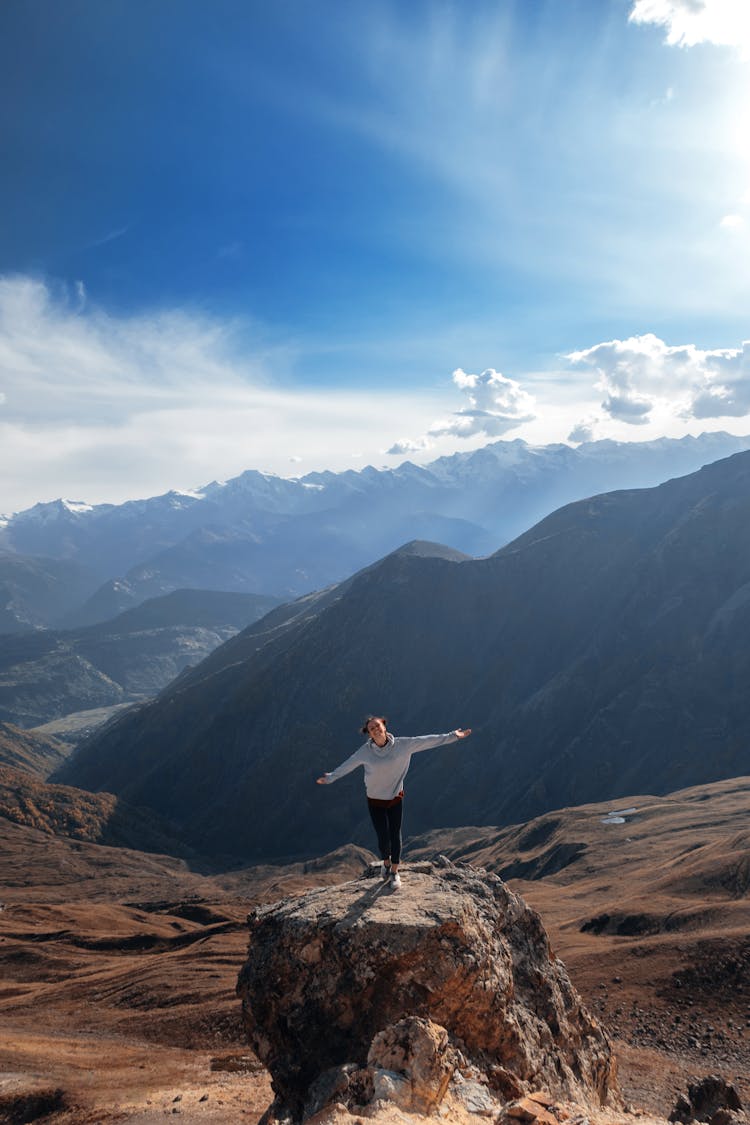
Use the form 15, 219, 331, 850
322, 731, 460, 800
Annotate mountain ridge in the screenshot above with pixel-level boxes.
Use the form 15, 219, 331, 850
58, 449, 750, 860
4, 432, 750, 625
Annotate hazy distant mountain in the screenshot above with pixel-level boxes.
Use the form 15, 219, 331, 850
58, 451, 750, 861
4, 432, 749, 625
0, 550, 99, 632
0, 588, 280, 727
65, 509, 486, 626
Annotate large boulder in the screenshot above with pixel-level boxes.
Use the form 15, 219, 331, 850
237, 859, 619, 1122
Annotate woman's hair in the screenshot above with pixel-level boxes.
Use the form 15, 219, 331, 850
361, 714, 388, 735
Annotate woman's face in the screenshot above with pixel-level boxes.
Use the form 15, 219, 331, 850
366, 717, 388, 745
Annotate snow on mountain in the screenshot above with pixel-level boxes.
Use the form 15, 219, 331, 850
11, 497, 112, 526
4, 432, 750, 626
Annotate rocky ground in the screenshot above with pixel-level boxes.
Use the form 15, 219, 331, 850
2, 778, 750, 1121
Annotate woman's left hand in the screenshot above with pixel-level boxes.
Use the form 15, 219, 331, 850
454, 728, 472, 739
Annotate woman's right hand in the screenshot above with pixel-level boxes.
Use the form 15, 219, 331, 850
316, 776, 328, 784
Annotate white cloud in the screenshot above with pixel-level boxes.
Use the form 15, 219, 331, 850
567, 332, 750, 425
428, 367, 536, 439
720, 212, 746, 229
648, 84, 677, 109
691, 339, 750, 415
629, 0, 750, 57
385, 437, 433, 456
567, 417, 599, 443
603, 392, 653, 425
384, 366, 536, 455
86, 226, 130, 250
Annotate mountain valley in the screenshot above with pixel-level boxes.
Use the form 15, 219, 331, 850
0, 589, 280, 728
56, 450, 750, 860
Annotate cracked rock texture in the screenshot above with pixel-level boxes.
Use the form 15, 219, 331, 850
236, 860, 619, 1122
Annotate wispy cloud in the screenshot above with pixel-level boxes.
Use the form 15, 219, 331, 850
0, 274, 264, 425
269, 0, 750, 329
86, 225, 131, 250
0, 275, 453, 510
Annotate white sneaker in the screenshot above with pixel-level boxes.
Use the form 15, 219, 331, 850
380, 862, 391, 880
390, 871, 401, 890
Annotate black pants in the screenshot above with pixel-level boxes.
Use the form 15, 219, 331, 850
368, 799, 404, 865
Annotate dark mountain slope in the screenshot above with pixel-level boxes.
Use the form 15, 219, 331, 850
58, 452, 750, 860
0, 550, 98, 632
86, 587, 281, 632
0, 765, 195, 856
0, 722, 70, 777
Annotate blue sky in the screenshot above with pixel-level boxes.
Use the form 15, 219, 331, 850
1, 0, 750, 509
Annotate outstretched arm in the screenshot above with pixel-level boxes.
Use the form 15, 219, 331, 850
316, 745, 366, 785
407, 729, 472, 754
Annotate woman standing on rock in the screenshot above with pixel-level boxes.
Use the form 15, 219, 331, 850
316, 716, 471, 890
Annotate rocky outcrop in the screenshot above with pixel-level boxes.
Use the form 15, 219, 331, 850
670, 1076, 745, 1125
237, 859, 619, 1123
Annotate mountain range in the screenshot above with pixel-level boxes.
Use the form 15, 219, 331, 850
57, 448, 750, 861
3, 431, 749, 628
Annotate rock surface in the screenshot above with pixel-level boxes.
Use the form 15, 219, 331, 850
237, 859, 619, 1122
669, 1076, 745, 1125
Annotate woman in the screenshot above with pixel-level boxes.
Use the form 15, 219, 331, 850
316, 715, 472, 890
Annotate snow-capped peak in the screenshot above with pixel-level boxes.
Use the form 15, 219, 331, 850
61, 499, 95, 513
